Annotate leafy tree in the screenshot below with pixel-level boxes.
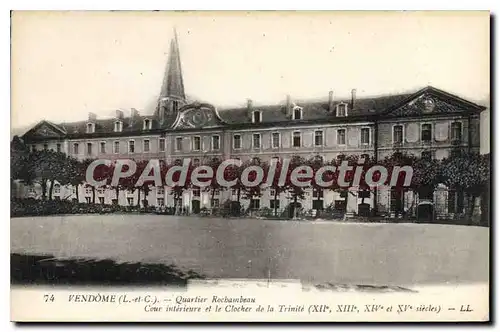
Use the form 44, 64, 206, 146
266, 158, 289, 217
67, 157, 86, 203
240, 158, 266, 204
285, 156, 307, 218
441, 152, 490, 218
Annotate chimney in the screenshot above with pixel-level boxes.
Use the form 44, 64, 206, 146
116, 109, 124, 119
351, 89, 357, 109
247, 99, 253, 119
88, 112, 97, 121
328, 91, 334, 112
131, 108, 140, 118
285, 94, 292, 117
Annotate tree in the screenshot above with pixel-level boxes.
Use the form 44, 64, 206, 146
67, 157, 86, 203
203, 158, 223, 212
166, 159, 193, 214
135, 159, 155, 208
240, 158, 266, 206
266, 159, 289, 217
29, 150, 62, 200
285, 156, 307, 219
441, 152, 490, 219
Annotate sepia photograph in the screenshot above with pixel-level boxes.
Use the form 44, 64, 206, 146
10, 11, 490, 322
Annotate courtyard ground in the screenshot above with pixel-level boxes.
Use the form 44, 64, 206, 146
10, 215, 489, 287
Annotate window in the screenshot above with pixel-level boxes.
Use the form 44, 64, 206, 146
272, 132, 280, 148
114, 141, 120, 154
193, 158, 200, 167
314, 130, 323, 147
421, 150, 433, 160
159, 138, 165, 152
250, 198, 260, 210
175, 137, 183, 152
143, 119, 151, 130
174, 159, 182, 166
96, 142, 104, 154
337, 129, 346, 145
86, 143, 92, 155
313, 188, 324, 198
85, 197, 91, 203
87, 123, 94, 134
233, 134, 241, 149
212, 135, 220, 150
361, 128, 370, 145
157, 198, 164, 206
393, 125, 403, 144
211, 199, 220, 208
144, 139, 150, 152
421, 124, 432, 142
127, 197, 134, 206
270, 188, 276, 197
172, 100, 179, 113
128, 140, 135, 153
98, 188, 105, 195
451, 122, 462, 142
54, 184, 61, 194
390, 188, 403, 213
193, 188, 201, 197
72, 143, 79, 154
85, 187, 92, 195
56, 143, 61, 153
293, 131, 301, 147
293, 107, 302, 120
43, 144, 48, 150
358, 190, 370, 199
253, 111, 261, 123
448, 190, 464, 214
451, 148, 462, 158
253, 133, 261, 149
114, 121, 122, 132
157, 187, 164, 195
193, 136, 201, 151
231, 188, 238, 196
418, 186, 434, 200
270, 200, 280, 210
337, 104, 347, 117
99, 197, 105, 205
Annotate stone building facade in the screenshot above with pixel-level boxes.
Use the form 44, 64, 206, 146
17, 32, 486, 218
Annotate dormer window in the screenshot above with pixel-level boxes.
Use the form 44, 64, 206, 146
292, 107, 303, 120
114, 121, 123, 132
86, 123, 95, 134
337, 103, 348, 117
143, 119, 152, 130
252, 110, 262, 123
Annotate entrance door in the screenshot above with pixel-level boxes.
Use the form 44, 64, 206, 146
192, 200, 201, 214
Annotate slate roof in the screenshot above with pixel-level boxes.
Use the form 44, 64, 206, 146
217, 92, 415, 125
22, 86, 486, 141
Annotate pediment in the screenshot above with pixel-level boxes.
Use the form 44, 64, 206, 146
172, 102, 226, 129
23, 121, 66, 140
384, 87, 484, 117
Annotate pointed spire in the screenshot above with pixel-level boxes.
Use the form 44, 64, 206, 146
159, 27, 186, 101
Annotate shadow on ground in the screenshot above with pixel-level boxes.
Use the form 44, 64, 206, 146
11, 253, 204, 286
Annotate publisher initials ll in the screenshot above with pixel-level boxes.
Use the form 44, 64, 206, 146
460, 305, 473, 312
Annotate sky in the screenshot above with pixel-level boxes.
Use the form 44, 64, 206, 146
11, 11, 490, 130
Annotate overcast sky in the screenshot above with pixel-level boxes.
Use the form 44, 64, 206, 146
11, 11, 489, 130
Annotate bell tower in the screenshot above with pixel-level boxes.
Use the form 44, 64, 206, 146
157, 28, 186, 125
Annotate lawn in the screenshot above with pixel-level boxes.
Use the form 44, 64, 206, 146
10, 215, 489, 287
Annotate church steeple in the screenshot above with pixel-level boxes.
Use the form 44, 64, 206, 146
157, 28, 186, 125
